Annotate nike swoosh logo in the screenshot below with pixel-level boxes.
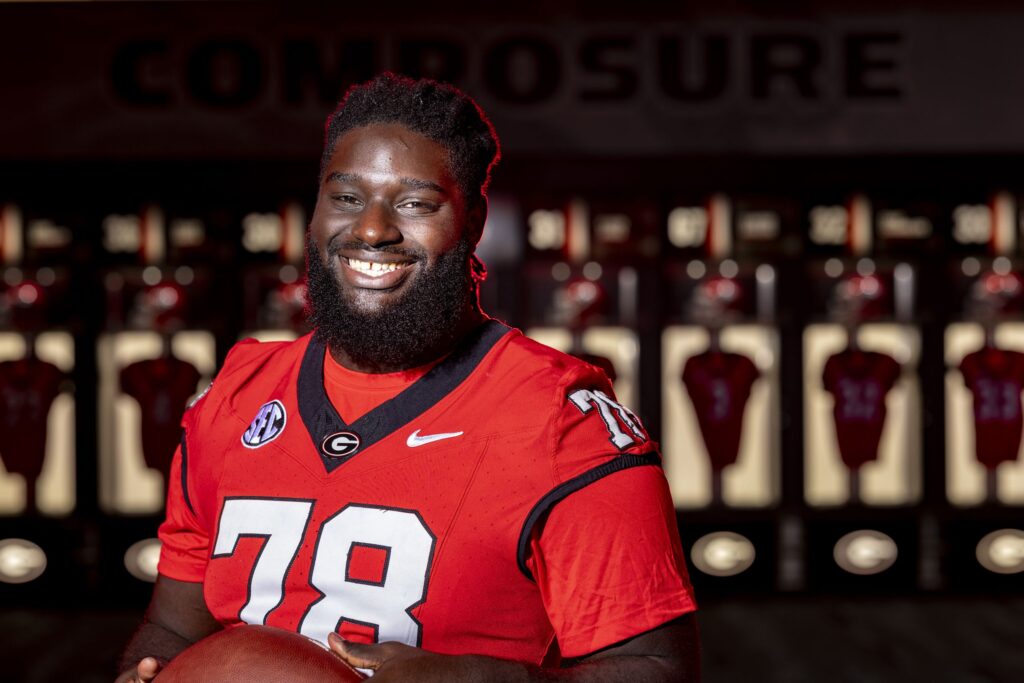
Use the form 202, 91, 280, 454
407, 429, 464, 447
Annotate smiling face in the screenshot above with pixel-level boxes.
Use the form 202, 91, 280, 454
311, 122, 480, 313
306, 122, 486, 371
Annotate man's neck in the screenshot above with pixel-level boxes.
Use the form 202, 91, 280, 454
327, 307, 487, 374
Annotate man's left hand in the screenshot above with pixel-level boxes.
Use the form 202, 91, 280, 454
328, 633, 487, 681
329, 633, 417, 675
327, 613, 699, 682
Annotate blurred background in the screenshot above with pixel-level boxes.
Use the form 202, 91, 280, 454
1, 1, 1023, 681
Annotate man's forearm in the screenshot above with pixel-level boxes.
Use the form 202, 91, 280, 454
117, 575, 224, 679
117, 617, 198, 672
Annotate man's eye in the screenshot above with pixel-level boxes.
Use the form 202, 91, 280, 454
332, 194, 360, 205
399, 200, 438, 212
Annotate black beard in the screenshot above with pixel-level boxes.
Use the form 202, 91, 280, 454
305, 235, 477, 371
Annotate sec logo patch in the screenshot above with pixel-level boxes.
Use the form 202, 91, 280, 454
322, 431, 360, 458
242, 400, 287, 448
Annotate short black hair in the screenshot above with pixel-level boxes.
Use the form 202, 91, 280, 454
321, 72, 501, 206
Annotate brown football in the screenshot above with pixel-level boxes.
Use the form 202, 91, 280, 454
157, 625, 365, 682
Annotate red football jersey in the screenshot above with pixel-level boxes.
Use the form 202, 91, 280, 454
570, 351, 618, 383
0, 357, 65, 480
822, 349, 901, 470
158, 321, 695, 663
959, 347, 1024, 469
323, 348, 439, 423
122, 357, 202, 478
681, 351, 760, 472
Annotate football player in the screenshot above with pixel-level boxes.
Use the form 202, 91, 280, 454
117, 74, 699, 682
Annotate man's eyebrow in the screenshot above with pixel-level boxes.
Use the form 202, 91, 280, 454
400, 177, 447, 193
325, 171, 359, 184
324, 172, 446, 195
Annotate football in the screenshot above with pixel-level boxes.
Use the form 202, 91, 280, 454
157, 625, 365, 682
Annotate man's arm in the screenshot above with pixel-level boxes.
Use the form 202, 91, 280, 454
115, 575, 222, 682
328, 612, 700, 682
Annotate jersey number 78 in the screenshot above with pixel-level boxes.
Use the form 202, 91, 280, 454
212, 498, 435, 646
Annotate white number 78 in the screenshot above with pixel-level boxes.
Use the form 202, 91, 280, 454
213, 498, 435, 646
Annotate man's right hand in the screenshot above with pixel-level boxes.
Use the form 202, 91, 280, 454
115, 657, 162, 683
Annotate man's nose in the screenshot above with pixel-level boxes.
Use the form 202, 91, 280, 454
351, 201, 401, 246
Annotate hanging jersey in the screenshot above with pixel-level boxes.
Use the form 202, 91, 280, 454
959, 347, 1024, 469
822, 349, 901, 470
682, 351, 760, 472
121, 357, 202, 478
158, 320, 695, 664
0, 358, 65, 480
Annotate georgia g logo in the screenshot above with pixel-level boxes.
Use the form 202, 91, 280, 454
321, 431, 361, 458
242, 400, 287, 449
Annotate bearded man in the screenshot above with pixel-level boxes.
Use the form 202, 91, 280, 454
117, 73, 699, 682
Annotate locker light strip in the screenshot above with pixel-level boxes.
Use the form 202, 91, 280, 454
847, 194, 872, 256
141, 205, 166, 266
566, 198, 590, 264
707, 194, 732, 260
893, 262, 915, 322
755, 263, 775, 321
617, 266, 637, 325
1, 203, 24, 266
990, 191, 1015, 256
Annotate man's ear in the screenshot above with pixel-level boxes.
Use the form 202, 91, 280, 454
467, 196, 488, 247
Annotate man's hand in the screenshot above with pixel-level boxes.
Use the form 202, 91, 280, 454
328, 634, 449, 680
328, 633, 528, 682
113, 657, 162, 683
327, 614, 699, 682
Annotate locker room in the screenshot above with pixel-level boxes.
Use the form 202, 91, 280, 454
0, 1, 1022, 681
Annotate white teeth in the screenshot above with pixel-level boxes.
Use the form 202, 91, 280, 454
347, 258, 408, 277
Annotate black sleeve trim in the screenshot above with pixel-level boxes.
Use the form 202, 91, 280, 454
516, 452, 661, 581
179, 430, 195, 517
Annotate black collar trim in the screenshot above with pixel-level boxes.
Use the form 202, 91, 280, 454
297, 320, 510, 473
